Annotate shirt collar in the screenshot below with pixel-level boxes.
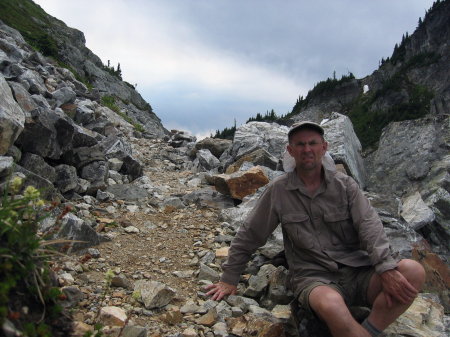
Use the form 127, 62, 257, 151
285, 166, 334, 191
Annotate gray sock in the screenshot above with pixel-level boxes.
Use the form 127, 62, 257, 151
361, 318, 382, 337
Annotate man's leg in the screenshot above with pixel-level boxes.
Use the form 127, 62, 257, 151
309, 285, 371, 337
365, 259, 426, 331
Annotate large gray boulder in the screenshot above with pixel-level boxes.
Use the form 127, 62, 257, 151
15, 108, 75, 160
54, 164, 78, 193
20, 152, 56, 183
194, 137, 232, 158
8, 81, 38, 113
220, 122, 288, 170
80, 161, 108, 194
220, 118, 365, 189
0, 74, 25, 155
196, 149, 221, 171
56, 213, 100, 252
366, 115, 450, 256
51, 86, 76, 108
367, 114, 449, 198
321, 112, 367, 188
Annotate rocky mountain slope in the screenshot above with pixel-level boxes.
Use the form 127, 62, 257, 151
0, 0, 167, 139
287, 0, 450, 149
0, 1, 449, 336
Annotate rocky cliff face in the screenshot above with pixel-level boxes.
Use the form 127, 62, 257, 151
288, 0, 450, 150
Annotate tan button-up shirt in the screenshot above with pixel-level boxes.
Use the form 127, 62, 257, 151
221, 168, 397, 296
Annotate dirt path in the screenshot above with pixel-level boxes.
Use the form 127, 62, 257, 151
59, 137, 225, 336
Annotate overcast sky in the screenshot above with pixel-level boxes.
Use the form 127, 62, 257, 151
34, 0, 434, 138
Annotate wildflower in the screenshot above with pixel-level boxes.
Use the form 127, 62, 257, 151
8, 210, 18, 219
10, 176, 23, 194
24, 186, 40, 200
35, 199, 45, 207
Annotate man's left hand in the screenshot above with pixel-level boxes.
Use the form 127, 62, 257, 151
380, 269, 418, 307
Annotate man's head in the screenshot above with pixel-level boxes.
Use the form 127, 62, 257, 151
287, 121, 324, 143
287, 121, 327, 172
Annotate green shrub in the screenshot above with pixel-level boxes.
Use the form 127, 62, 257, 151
0, 177, 65, 333
101, 95, 120, 113
101, 95, 146, 132
348, 84, 434, 148
0, 0, 60, 59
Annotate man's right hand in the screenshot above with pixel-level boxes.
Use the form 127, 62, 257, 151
205, 281, 237, 301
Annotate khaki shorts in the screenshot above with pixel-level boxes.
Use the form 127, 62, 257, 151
298, 265, 375, 314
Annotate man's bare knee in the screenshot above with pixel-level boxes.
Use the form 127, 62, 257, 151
309, 286, 347, 318
397, 259, 425, 289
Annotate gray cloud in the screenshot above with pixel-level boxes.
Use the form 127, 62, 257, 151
35, 0, 435, 137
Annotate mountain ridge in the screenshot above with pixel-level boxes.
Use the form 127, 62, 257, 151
215, 0, 450, 149
0, 0, 168, 138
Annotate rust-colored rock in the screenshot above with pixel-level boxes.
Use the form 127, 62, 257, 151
412, 245, 450, 312
214, 166, 269, 200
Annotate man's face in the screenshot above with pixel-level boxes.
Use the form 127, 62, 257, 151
287, 129, 327, 172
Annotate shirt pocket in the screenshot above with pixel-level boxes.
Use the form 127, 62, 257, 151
281, 213, 314, 249
323, 210, 359, 245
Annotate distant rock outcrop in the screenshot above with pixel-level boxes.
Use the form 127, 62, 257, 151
287, 0, 450, 151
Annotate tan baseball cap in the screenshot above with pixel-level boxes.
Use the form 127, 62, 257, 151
288, 121, 324, 139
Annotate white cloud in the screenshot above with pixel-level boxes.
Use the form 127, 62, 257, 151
34, 0, 435, 136
37, 0, 302, 105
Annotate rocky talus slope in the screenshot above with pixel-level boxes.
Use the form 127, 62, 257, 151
43, 131, 448, 337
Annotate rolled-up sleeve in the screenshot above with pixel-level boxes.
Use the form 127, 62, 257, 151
220, 184, 280, 285
346, 177, 397, 274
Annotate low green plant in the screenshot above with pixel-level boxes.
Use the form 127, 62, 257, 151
101, 95, 146, 133
131, 290, 141, 301
0, 0, 59, 59
56, 61, 94, 90
101, 95, 120, 113
0, 177, 66, 334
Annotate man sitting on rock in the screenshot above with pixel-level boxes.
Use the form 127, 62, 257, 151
206, 121, 425, 337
